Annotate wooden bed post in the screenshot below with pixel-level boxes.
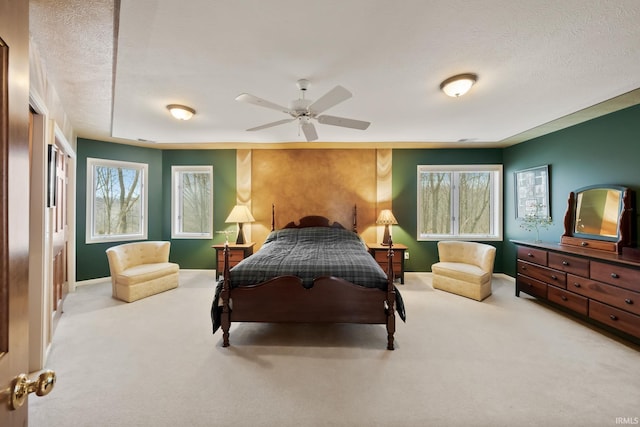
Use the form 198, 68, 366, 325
271, 203, 275, 231
386, 238, 396, 350
352, 204, 357, 232
221, 243, 231, 347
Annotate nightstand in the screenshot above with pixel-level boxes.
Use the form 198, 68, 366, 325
212, 242, 255, 275
367, 243, 407, 284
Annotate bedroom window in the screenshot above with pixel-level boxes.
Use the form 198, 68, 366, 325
86, 158, 148, 243
417, 165, 503, 241
171, 166, 213, 239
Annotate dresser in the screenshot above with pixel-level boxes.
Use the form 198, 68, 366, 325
212, 243, 255, 276
367, 243, 407, 284
514, 240, 640, 341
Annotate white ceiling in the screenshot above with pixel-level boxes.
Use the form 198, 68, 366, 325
29, 0, 640, 148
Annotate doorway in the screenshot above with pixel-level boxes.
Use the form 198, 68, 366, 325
28, 108, 75, 372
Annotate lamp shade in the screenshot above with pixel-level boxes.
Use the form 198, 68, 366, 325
376, 209, 398, 225
167, 104, 196, 120
225, 205, 255, 224
440, 73, 478, 97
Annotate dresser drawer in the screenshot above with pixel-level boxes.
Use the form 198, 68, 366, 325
548, 253, 589, 276
517, 274, 547, 299
547, 285, 588, 316
517, 260, 566, 288
374, 250, 396, 263
589, 300, 640, 338
561, 236, 617, 252
568, 274, 640, 316
590, 261, 640, 292
218, 249, 247, 263
517, 246, 547, 266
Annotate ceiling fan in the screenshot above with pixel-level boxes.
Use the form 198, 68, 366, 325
235, 79, 370, 142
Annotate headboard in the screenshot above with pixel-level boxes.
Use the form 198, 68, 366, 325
272, 204, 358, 232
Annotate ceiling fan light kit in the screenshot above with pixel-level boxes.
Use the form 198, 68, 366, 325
236, 79, 371, 142
167, 104, 196, 120
440, 73, 478, 97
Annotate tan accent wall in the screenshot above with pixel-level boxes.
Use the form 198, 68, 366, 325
247, 149, 378, 248
376, 148, 393, 242
236, 149, 252, 242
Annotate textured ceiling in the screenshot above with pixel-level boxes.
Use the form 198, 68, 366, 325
29, 0, 640, 148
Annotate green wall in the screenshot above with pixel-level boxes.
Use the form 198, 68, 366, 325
161, 150, 236, 269
77, 139, 164, 280
76, 138, 236, 280
77, 104, 639, 280
502, 104, 640, 275
392, 148, 505, 273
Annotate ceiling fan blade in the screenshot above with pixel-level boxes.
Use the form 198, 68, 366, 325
308, 85, 352, 114
236, 93, 290, 114
317, 115, 370, 130
246, 118, 295, 131
301, 122, 318, 142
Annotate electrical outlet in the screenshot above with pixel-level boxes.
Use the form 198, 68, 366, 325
404, 251, 410, 260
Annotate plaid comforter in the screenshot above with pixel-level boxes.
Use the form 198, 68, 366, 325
211, 226, 406, 333
229, 227, 389, 289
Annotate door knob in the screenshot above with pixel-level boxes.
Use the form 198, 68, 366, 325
9, 370, 56, 410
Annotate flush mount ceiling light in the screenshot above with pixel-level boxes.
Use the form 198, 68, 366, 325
166, 104, 196, 120
440, 73, 478, 97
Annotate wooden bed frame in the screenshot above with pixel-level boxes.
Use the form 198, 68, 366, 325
219, 208, 397, 350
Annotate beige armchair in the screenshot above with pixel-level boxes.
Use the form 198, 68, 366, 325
106, 241, 179, 302
431, 241, 496, 301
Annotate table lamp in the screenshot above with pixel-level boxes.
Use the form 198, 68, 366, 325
376, 209, 397, 246
225, 205, 255, 244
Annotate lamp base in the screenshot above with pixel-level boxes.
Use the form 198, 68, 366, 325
235, 223, 245, 245
380, 225, 392, 246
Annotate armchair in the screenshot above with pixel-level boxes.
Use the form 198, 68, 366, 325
106, 241, 179, 302
431, 241, 496, 301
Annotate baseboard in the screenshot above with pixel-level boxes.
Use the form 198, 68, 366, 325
75, 277, 111, 287
406, 271, 515, 282
75, 268, 216, 288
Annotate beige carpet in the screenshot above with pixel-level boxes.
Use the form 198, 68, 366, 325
29, 271, 640, 427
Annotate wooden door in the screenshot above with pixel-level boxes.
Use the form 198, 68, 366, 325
0, 33, 32, 425
51, 144, 68, 322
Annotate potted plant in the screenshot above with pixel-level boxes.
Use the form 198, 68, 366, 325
519, 204, 553, 242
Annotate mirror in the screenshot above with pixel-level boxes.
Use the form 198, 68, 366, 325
574, 188, 621, 238
561, 185, 635, 253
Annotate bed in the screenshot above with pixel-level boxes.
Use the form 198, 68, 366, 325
210, 210, 405, 350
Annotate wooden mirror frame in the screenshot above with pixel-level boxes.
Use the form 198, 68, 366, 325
561, 185, 635, 253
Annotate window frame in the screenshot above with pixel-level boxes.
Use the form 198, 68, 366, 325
86, 157, 148, 244
417, 164, 503, 241
171, 165, 214, 239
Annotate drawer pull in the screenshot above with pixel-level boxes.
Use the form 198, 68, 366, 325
521, 265, 527, 270
561, 295, 568, 301
610, 273, 619, 279
625, 298, 633, 305
581, 241, 588, 247
573, 282, 581, 288
551, 275, 557, 280
527, 252, 533, 257
609, 314, 618, 321
562, 261, 569, 266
